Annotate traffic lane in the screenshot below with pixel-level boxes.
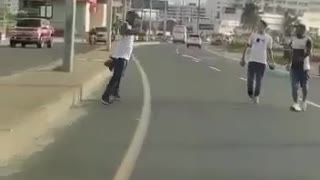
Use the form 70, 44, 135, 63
132, 44, 320, 180
0, 42, 96, 76
178, 44, 320, 106
2, 62, 142, 180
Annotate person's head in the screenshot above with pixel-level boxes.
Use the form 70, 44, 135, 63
126, 11, 139, 26
295, 23, 306, 38
257, 20, 268, 33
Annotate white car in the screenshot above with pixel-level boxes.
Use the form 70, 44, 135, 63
186, 34, 202, 48
95, 27, 108, 44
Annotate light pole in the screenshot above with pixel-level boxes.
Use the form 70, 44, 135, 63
148, 0, 153, 41
197, 0, 200, 33
106, 0, 113, 51
62, 0, 76, 72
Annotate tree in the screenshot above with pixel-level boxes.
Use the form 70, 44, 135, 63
241, 3, 260, 31
283, 11, 299, 37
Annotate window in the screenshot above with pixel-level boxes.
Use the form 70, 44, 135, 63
16, 19, 41, 27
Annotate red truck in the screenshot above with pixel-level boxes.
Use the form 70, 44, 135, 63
10, 18, 54, 48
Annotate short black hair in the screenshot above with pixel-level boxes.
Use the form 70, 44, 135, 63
260, 20, 268, 27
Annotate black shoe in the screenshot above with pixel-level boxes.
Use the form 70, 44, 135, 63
101, 96, 112, 105
113, 94, 121, 99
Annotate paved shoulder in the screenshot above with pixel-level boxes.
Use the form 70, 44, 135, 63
1, 60, 143, 180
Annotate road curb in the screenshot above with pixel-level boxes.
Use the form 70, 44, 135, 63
0, 42, 160, 172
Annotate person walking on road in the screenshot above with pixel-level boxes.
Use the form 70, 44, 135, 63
286, 24, 312, 112
101, 11, 139, 105
240, 20, 275, 104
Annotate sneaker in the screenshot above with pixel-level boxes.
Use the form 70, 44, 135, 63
253, 96, 260, 104
301, 101, 308, 112
112, 94, 121, 99
290, 103, 302, 112
101, 97, 112, 105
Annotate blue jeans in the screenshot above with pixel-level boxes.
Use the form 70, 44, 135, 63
290, 69, 309, 103
102, 58, 128, 99
247, 62, 266, 97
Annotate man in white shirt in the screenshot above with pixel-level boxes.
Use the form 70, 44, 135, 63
286, 24, 312, 112
102, 11, 139, 105
240, 20, 275, 103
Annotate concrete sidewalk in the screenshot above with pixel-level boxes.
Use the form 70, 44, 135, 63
0, 42, 160, 168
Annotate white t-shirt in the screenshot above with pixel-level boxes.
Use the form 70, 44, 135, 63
112, 24, 134, 61
248, 32, 273, 64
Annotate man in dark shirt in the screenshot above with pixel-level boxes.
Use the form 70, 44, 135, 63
287, 24, 312, 112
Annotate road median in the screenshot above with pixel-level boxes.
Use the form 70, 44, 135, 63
0, 41, 160, 170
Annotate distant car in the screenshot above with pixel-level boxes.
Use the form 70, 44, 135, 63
211, 38, 223, 46
186, 34, 202, 48
10, 18, 54, 48
95, 27, 108, 44
172, 25, 187, 44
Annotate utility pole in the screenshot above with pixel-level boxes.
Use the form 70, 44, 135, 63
148, 0, 153, 41
106, 0, 113, 51
62, 0, 76, 72
122, 0, 127, 22
197, 0, 200, 33
163, 1, 167, 40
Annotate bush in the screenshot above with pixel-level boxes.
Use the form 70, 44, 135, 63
227, 41, 247, 52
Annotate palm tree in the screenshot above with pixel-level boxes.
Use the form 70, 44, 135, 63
241, 3, 260, 31
283, 11, 299, 37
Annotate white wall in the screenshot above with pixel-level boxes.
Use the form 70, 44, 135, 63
51, 1, 101, 37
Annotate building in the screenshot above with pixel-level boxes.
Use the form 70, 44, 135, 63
167, 3, 207, 23
18, 0, 124, 37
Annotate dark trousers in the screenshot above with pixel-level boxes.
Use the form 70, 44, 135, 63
102, 58, 127, 99
290, 68, 309, 103
247, 61, 266, 97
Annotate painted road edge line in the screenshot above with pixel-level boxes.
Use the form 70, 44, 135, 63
209, 66, 221, 72
112, 55, 152, 180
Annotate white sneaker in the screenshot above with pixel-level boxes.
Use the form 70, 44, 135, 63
290, 103, 302, 112
301, 101, 307, 112
254, 96, 260, 104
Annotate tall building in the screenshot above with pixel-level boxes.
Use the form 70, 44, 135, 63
167, 3, 207, 23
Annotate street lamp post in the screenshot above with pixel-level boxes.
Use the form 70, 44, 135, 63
148, 0, 153, 41
106, 0, 113, 51
197, 0, 200, 33
62, 0, 76, 72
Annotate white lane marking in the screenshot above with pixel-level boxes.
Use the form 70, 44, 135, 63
239, 77, 247, 81
112, 55, 152, 180
306, 100, 320, 109
181, 54, 202, 62
209, 66, 221, 72
176, 48, 180, 54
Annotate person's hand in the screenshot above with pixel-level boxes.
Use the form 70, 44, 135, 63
240, 59, 246, 67
268, 63, 276, 70
286, 64, 291, 71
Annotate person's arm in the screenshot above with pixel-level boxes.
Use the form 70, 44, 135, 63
305, 38, 313, 59
286, 40, 293, 70
241, 34, 254, 65
267, 36, 275, 65
119, 22, 139, 36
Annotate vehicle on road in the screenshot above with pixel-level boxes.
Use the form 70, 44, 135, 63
186, 34, 202, 48
88, 27, 115, 45
172, 25, 187, 44
9, 18, 54, 48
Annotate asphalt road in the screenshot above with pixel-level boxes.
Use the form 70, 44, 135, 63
2, 43, 320, 180
0, 42, 96, 77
